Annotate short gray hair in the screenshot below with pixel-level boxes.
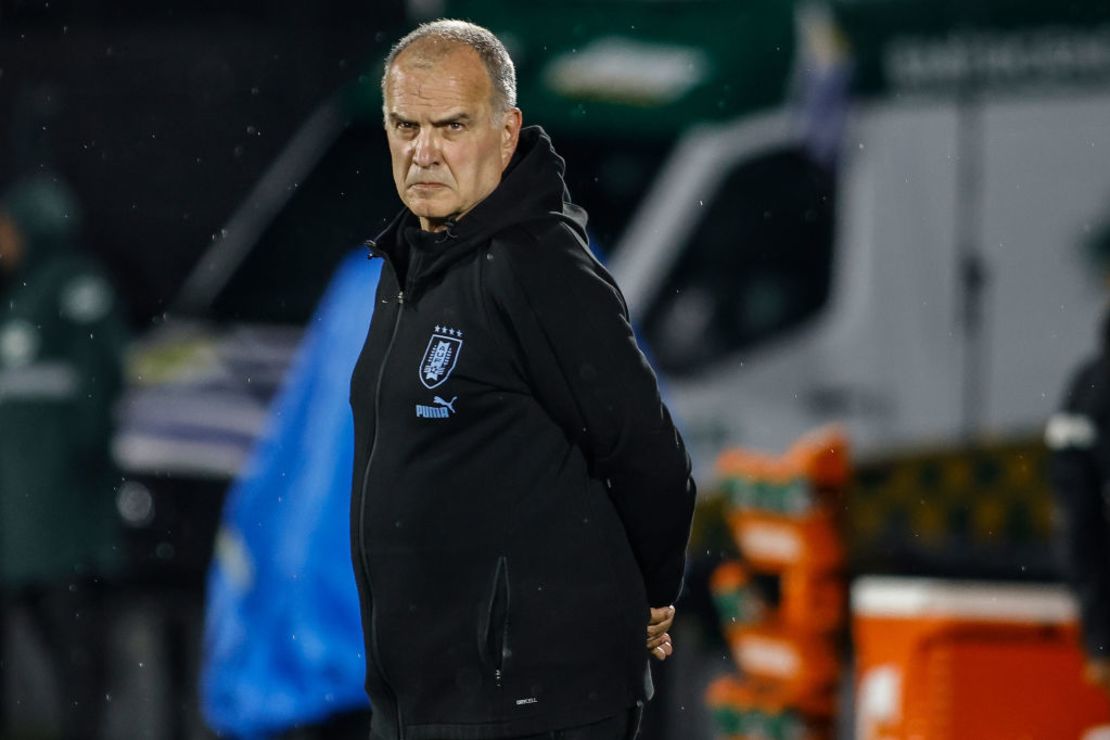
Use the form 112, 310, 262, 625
381, 19, 517, 116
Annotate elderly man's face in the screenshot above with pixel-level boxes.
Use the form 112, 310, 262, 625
384, 44, 521, 232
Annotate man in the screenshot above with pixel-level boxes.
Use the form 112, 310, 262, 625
1048, 308, 1110, 697
0, 174, 128, 738
349, 20, 696, 740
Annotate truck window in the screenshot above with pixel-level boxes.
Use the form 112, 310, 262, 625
641, 146, 835, 377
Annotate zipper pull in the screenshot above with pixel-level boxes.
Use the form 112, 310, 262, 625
495, 668, 502, 688
397, 290, 405, 305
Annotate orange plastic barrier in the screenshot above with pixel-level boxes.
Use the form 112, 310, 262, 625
853, 577, 1110, 740
779, 570, 844, 635
706, 674, 829, 740
725, 623, 839, 716
716, 426, 851, 492
728, 509, 844, 574
707, 427, 849, 739
709, 561, 767, 628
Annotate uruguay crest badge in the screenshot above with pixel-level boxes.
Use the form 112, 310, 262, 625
419, 326, 463, 389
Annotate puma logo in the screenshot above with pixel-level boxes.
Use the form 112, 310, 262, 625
416, 395, 458, 419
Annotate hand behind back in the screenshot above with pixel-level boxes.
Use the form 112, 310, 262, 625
647, 605, 675, 661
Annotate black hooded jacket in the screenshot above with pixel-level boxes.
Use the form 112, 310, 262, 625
349, 126, 695, 739
1048, 315, 1110, 658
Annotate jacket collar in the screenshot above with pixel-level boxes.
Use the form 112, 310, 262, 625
365, 126, 588, 298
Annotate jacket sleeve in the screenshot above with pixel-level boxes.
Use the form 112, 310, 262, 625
486, 223, 696, 606
1046, 362, 1110, 657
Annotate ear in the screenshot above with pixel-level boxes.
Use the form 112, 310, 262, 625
499, 107, 523, 169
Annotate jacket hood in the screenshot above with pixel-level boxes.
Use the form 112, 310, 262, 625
369, 125, 588, 294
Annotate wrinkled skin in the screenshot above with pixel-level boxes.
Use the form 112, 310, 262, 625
383, 43, 521, 233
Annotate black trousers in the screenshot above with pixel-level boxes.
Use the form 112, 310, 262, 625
508, 705, 643, 740
371, 705, 643, 740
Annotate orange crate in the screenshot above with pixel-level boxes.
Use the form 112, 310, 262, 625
780, 569, 845, 634
710, 560, 767, 628
706, 674, 831, 739
853, 577, 1110, 740
716, 426, 849, 489
727, 508, 844, 573
725, 623, 840, 715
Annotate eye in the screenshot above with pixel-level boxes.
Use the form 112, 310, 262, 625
448, 121, 465, 132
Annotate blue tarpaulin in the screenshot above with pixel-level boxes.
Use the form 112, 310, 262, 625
201, 251, 380, 737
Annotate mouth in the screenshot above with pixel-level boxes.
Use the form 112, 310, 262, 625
409, 182, 448, 190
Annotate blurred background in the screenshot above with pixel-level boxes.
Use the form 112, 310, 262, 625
3, 0, 1110, 737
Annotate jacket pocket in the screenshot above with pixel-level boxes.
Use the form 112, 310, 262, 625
479, 555, 511, 687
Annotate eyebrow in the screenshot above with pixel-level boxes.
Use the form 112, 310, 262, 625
433, 113, 471, 126
387, 111, 472, 127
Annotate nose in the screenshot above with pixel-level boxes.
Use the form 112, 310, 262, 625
411, 127, 440, 168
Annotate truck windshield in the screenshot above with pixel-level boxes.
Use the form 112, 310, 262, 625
641, 146, 836, 377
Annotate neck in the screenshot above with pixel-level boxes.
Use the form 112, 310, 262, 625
420, 216, 451, 233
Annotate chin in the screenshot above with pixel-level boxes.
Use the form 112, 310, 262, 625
408, 201, 460, 222
406, 190, 446, 207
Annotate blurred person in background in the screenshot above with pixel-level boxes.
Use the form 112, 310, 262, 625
0, 174, 129, 739
350, 20, 695, 740
1047, 222, 1110, 699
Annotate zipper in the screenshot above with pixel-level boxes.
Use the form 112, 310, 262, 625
497, 595, 509, 689
496, 611, 510, 689
487, 556, 510, 689
357, 271, 406, 738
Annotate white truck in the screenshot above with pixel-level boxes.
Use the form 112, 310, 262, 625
607, 3, 1110, 471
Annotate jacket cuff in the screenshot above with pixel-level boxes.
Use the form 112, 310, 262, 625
644, 564, 685, 607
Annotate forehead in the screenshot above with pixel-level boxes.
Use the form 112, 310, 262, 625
385, 45, 493, 117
